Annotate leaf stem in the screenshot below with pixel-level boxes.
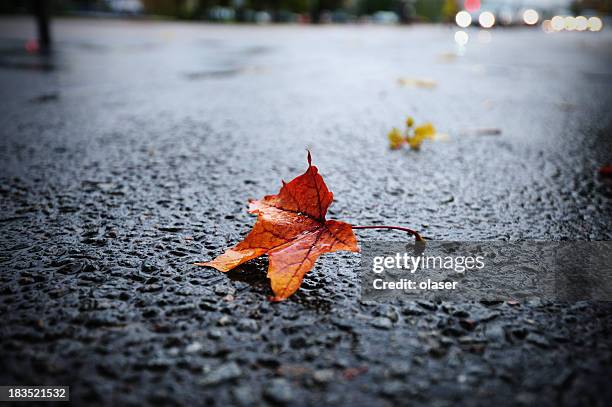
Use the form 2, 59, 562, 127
351, 225, 423, 241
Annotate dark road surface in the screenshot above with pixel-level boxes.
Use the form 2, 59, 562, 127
1, 18, 611, 406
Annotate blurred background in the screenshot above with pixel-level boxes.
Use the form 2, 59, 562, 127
1, 0, 610, 26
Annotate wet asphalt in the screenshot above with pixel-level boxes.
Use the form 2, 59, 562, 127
0, 17, 611, 406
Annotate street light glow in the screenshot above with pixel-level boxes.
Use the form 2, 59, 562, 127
564, 16, 577, 31
464, 0, 480, 13
551, 16, 564, 31
454, 30, 469, 46
523, 9, 539, 25
588, 16, 603, 32
479, 12, 495, 29
455, 11, 472, 28
548, 15, 603, 33
575, 16, 588, 31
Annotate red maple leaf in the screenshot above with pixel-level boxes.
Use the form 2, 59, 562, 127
196, 152, 358, 301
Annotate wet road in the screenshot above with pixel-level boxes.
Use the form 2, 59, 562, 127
0, 18, 611, 406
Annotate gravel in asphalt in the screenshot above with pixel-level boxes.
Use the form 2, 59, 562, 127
1, 18, 611, 406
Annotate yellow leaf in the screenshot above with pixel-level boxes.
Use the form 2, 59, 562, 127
414, 123, 436, 139
388, 127, 405, 150
398, 78, 437, 89
406, 134, 424, 150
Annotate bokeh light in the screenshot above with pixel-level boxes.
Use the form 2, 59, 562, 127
548, 15, 602, 33
464, 0, 480, 13
24, 39, 39, 53
564, 16, 577, 31
454, 30, 469, 46
541, 20, 553, 33
551, 16, 565, 31
479, 12, 495, 29
575, 16, 588, 31
455, 11, 472, 28
523, 9, 539, 25
588, 16, 603, 32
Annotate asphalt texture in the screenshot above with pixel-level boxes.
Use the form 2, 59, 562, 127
1, 17, 612, 406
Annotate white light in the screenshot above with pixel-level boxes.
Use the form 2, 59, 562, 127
551, 15, 564, 31
454, 30, 469, 46
588, 16, 603, 32
575, 16, 588, 31
564, 16, 576, 31
455, 11, 472, 28
479, 11, 495, 29
523, 9, 539, 25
